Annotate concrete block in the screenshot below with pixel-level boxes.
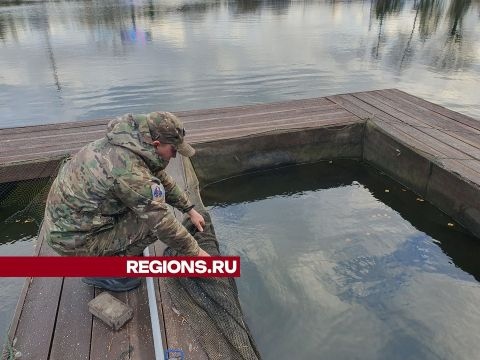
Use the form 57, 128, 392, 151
363, 121, 432, 196
88, 292, 133, 331
192, 124, 364, 183
427, 163, 480, 238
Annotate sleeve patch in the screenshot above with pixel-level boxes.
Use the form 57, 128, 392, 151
151, 183, 165, 201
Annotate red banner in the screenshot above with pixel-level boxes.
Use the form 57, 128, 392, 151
0, 256, 240, 277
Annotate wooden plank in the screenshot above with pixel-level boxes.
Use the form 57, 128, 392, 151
0, 97, 331, 137
330, 94, 446, 157
0, 105, 344, 156
186, 108, 352, 132
10, 234, 64, 360
0, 118, 110, 136
11, 277, 64, 360
154, 158, 209, 359
0, 147, 82, 164
0, 100, 341, 165
0, 108, 357, 164
327, 94, 374, 120
329, 93, 480, 177
126, 280, 156, 360
1, 119, 371, 162
376, 90, 480, 136
5, 226, 46, 354
175, 97, 334, 120
89, 289, 131, 359
368, 90, 480, 149
353, 92, 480, 160
189, 116, 360, 143
49, 278, 94, 360
1, 138, 96, 157
151, 243, 168, 352
0, 123, 106, 142
149, 244, 168, 354
387, 89, 480, 131
182, 103, 341, 128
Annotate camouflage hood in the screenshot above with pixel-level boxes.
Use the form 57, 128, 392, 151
106, 113, 168, 173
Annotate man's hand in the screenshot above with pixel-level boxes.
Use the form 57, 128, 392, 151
197, 248, 210, 257
188, 208, 205, 232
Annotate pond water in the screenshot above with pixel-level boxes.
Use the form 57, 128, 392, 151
0, 181, 40, 342
202, 161, 480, 360
1, 0, 480, 347
0, 0, 479, 128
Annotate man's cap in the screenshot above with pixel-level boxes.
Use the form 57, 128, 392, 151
146, 112, 195, 157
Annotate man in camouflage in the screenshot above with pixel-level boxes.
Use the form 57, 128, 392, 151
41, 111, 209, 291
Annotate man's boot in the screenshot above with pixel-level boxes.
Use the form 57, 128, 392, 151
82, 277, 141, 292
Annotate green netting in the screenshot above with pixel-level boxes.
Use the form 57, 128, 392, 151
1, 158, 66, 359
1, 177, 51, 227
0, 158, 68, 228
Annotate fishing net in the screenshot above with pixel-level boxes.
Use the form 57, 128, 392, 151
0, 177, 50, 227
164, 209, 261, 360
0, 158, 68, 228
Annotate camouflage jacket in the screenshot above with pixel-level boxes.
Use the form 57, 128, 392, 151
43, 113, 200, 255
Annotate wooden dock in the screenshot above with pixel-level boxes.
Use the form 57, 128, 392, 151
1, 89, 479, 359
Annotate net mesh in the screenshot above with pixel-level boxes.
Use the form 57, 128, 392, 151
1, 177, 51, 227
0, 158, 68, 228
1, 160, 67, 360
165, 210, 261, 360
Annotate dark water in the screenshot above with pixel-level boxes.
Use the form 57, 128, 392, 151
202, 161, 480, 360
0, 0, 479, 128
0, 181, 40, 342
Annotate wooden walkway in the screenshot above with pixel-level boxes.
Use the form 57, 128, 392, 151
1, 89, 479, 185
329, 89, 480, 187
2, 89, 480, 359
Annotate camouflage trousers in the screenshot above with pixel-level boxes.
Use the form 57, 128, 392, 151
85, 210, 160, 256
84, 209, 215, 256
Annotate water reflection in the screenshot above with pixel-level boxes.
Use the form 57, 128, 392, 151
374, 0, 405, 19
120, 3, 152, 43
1, 1, 478, 60
202, 161, 480, 281
0, 0, 479, 126
230, 0, 262, 14
1, 0, 478, 35
417, 0, 444, 39
37, 3, 62, 91
204, 161, 480, 359
447, 0, 471, 37
368, 0, 478, 70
